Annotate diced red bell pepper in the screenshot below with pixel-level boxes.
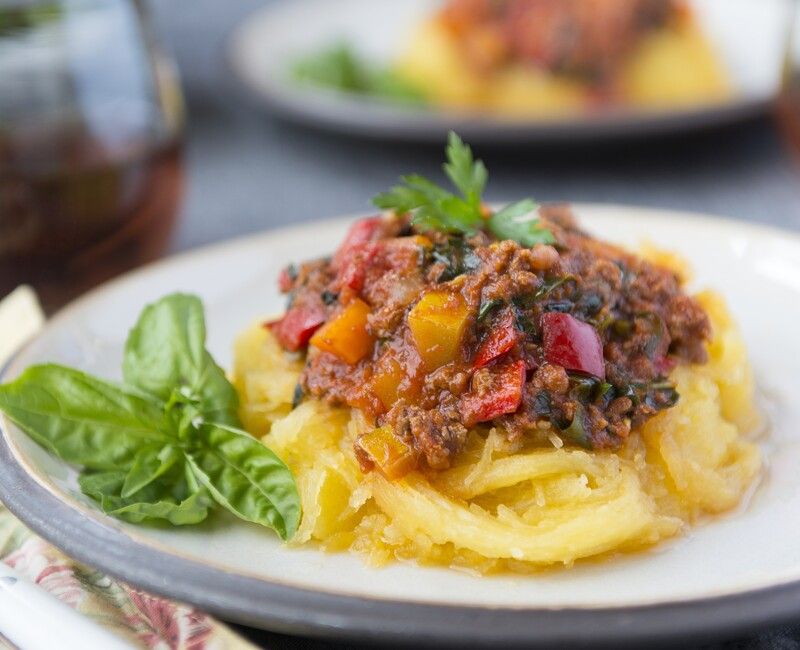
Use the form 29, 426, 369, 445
541, 312, 605, 379
473, 308, 520, 369
332, 217, 382, 270
266, 303, 326, 352
336, 241, 380, 293
278, 266, 294, 293
462, 360, 526, 424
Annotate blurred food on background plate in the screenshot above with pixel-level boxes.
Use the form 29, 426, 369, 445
293, 0, 730, 116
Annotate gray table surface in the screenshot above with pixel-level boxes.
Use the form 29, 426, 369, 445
147, 1, 800, 647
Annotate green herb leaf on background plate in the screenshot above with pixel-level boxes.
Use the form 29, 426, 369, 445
292, 42, 424, 104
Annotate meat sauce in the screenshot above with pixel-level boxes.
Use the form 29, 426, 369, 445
269, 205, 710, 476
439, 0, 685, 81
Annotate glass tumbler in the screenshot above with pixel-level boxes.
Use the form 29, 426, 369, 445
778, 0, 800, 161
0, 0, 185, 312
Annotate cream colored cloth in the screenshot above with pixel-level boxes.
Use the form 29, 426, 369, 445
0, 286, 44, 367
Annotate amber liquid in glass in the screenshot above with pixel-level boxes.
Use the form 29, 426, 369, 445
0, 129, 183, 312
777, 80, 800, 161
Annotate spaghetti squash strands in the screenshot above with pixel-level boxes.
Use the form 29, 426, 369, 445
370, 470, 677, 565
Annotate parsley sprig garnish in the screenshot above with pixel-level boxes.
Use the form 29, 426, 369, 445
373, 132, 555, 247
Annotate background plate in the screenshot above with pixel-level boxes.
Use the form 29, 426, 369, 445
1, 205, 799, 646
228, 0, 789, 144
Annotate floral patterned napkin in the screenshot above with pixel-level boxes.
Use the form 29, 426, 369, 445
0, 504, 255, 649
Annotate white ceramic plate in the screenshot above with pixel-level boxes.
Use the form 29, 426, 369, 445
1, 205, 799, 645
228, 0, 789, 143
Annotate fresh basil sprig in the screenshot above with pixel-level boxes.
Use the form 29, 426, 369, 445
372, 132, 555, 247
0, 294, 300, 540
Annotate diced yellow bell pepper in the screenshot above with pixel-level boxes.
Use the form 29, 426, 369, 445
371, 356, 405, 410
388, 235, 433, 249
409, 235, 433, 248
407, 290, 470, 370
310, 298, 375, 364
356, 426, 417, 479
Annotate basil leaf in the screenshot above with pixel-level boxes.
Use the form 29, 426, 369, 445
123, 293, 239, 426
489, 200, 556, 247
121, 444, 181, 498
0, 294, 301, 539
185, 424, 300, 540
79, 464, 210, 526
0, 364, 169, 470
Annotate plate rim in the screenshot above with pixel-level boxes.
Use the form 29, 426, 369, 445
225, 0, 776, 144
2, 206, 800, 645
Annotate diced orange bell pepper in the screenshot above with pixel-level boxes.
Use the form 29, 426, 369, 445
310, 298, 375, 364
406, 234, 433, 248
407, 291, 470, 370
355, 426, 418, 479
371, 356, 405, 410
